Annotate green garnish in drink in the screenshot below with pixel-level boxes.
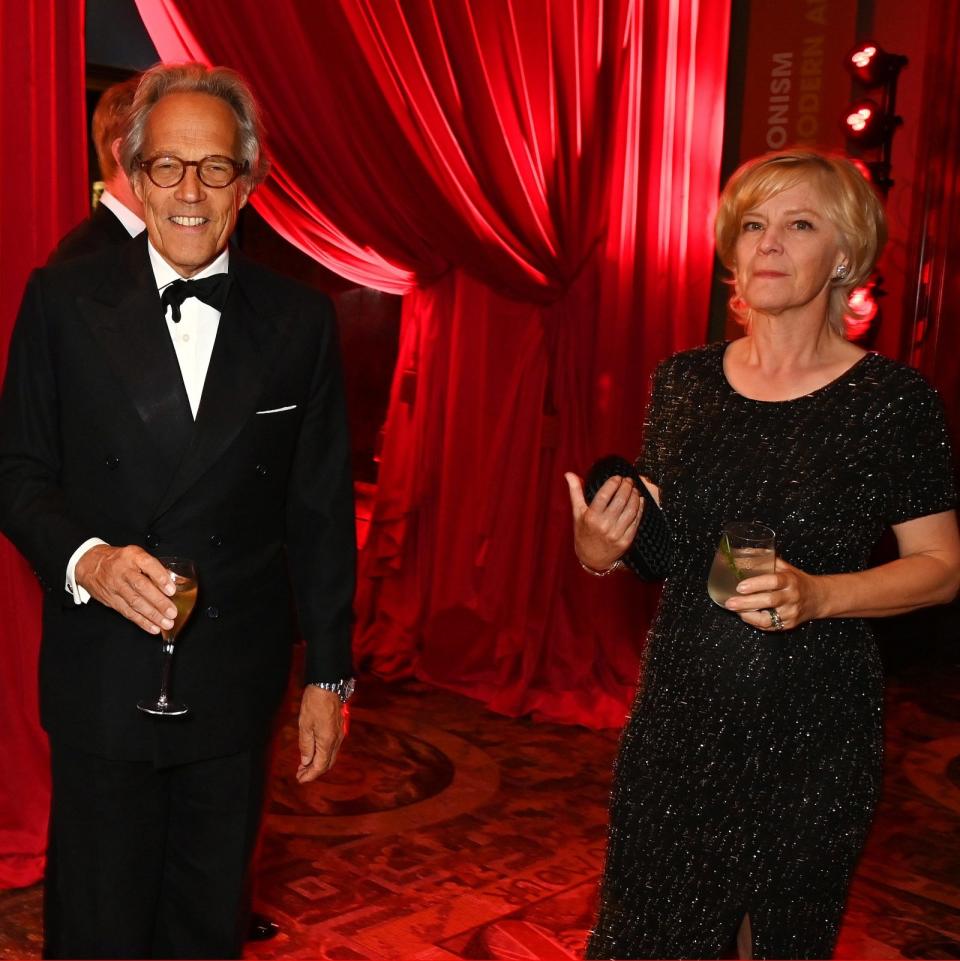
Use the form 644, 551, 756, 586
708, 522, 776, 608
719, 533, 748, 581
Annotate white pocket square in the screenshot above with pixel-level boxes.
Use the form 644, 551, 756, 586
256, 405, 298, 415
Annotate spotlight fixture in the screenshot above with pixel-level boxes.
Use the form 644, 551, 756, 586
844, 99, 899, 149
846, 42, 908, 87
841, 42, 908, 197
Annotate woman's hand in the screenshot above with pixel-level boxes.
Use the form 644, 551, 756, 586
724, 511, 960, 630
564, 472, 643, 572
723, 557, 826, 632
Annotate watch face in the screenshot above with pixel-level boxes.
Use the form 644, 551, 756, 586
341, 677, 356, 702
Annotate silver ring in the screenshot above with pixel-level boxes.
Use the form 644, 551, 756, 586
767, 608, 784, 631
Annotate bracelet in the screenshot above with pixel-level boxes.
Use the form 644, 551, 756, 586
308, 677, 356, 703
579, 558, 623, 577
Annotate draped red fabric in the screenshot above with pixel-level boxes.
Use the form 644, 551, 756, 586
137, 0, 730, 726
0, 0, 87, 888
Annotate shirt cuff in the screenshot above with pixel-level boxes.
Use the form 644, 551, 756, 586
65, 538, 108, 605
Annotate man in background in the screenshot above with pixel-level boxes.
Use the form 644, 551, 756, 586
48, 75, 145, 263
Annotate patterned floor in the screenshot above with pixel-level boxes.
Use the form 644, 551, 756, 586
1, 656, 959, 959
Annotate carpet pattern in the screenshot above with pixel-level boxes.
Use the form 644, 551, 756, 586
1, 662, 959, 959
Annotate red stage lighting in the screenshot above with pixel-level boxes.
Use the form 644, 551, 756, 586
846, 284, 879, 340
849, 157, 872, 182
846, 42, 908, 87
843, 99, 895, 149
842, 44, 907, 198
845, 103, 874, 134
852, 45, 877, 69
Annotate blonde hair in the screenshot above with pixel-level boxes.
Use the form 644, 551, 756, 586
715, 149, 887, 334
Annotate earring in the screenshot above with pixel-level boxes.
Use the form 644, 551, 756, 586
835, 264, 849, 280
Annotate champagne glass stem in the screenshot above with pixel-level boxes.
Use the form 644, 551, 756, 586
157, 638, 175, 707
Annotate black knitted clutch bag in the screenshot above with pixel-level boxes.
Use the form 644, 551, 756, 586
584, 455, 675, 581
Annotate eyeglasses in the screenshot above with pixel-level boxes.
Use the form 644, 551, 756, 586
136, 154, 248, 189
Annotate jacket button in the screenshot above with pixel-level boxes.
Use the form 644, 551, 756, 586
254, 463, 268, 476
145, 532, 159, 548
209, 534, 222, 547
105, 455, 120, 470
205, 605, 220, 619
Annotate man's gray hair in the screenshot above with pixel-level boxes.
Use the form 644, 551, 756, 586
121, 62, 270, 185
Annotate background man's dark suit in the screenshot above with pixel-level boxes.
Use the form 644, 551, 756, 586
46, 73, 144, 270
47, 200, 132, 265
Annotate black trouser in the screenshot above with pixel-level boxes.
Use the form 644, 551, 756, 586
44, 741, 267, 960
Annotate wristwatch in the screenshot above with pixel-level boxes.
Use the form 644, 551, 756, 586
309, 677, 356, 703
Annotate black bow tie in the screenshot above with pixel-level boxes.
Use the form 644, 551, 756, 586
160, 274, 231, 323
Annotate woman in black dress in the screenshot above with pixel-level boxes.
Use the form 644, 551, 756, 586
565, 150, 960, 960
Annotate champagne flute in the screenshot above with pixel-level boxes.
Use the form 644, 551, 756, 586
707, 521, 776, 607
137, 556, 198, 716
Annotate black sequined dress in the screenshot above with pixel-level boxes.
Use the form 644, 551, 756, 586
587, 343, 956, 960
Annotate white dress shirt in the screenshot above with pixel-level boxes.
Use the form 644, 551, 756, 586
65, 243, 230, 604
151, 244, 228, 419
98, 189, 146, 237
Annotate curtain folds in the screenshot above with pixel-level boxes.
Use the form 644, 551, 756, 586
0, 0, 87, 889
137, 0, 730, 726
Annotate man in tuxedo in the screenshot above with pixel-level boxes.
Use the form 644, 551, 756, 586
47, 70, 282, 948
49, 75, 145, 264
0, 63, 355, 959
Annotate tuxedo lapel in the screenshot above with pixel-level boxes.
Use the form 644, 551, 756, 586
154, 256, 283, 517
77, 236, 194, 470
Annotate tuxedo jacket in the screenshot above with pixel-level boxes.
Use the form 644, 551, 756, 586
47, 202, 132, 265
0, 234, 355, 765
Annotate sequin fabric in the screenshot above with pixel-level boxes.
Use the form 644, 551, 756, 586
587, 342, 957, 960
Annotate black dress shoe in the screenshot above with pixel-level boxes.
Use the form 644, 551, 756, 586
247, 912, 280, 941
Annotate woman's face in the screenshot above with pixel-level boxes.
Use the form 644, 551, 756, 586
733, 180, 846, 320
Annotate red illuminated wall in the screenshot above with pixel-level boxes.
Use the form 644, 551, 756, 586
899, 2, 960, 451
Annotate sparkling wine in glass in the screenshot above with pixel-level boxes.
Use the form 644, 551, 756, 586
137, 556, 198, 716
707, 521, 776, 607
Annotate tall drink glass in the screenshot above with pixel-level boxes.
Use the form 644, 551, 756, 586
137, 556, 198, 716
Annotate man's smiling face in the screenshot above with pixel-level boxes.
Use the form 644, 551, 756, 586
133, 92, 250, 278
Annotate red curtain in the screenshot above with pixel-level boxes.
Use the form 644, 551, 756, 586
137, 0, 730, 727
0, 0, 87, 888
